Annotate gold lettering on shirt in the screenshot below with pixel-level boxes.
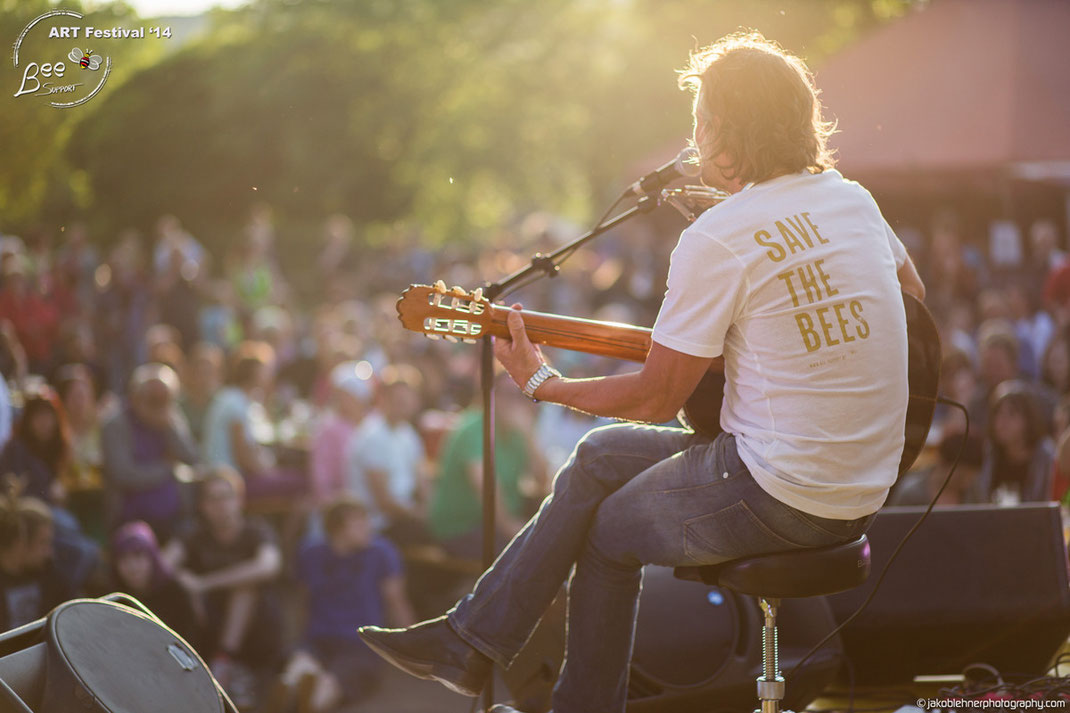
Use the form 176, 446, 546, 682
794, 312, 821, 353
775, 220, 807, 255
754, 229, 786, 262
814, 259, 838, 298
784, 215, 814, 249
758, 213, 873, 355
851, 299, 870, 339
802, 212, 829, 244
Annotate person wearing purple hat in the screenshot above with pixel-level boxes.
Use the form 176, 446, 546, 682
109, 520, 199, 648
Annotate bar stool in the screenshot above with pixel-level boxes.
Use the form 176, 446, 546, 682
674, 536, 871, 713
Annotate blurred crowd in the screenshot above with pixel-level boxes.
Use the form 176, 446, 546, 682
0, 207, 629, 712
0, 203, 1065, 710
887, 212, 1070, 510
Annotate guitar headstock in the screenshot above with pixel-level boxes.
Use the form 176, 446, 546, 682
396, 281, 492, 343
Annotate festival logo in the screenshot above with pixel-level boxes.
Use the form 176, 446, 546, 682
12, 10, 111, 108
12, 9, 170, 109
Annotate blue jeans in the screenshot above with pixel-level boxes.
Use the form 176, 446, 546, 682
447, 423, 874, 713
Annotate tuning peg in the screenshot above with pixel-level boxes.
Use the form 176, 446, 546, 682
462, 338, 476, 344
471, 287, 484, 302
451, 285, 466, 297
426, 334, 441, 340
444, 335, 459, 343
434, 280, 447, 293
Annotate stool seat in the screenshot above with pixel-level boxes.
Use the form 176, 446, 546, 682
673, 535, 871, 599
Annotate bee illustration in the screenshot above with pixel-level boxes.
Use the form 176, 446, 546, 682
68, 48, 102, 71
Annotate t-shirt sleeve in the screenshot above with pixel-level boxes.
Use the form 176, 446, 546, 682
883, 219, 907, 269
651, 227, 746, 358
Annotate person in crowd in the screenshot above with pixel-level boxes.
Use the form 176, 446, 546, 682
107, 520, 199, 646
924, 208, 984, 320
0, 255, 60, 374
1041, 326, 1070, 398
153, 215, 206, 278
101, 363, 199, 541
0, 323, 21, 455
310, 361, 372, 508
95, 233, 152, 393
198, 280, 240, 351
163, 466, 284, 701
427, 374, 547, 559
50, 321, 107, 396
54, 222, 99, 314
1051, 397, 1070, 503
202, 341, 306, 502
1030, 219, 1067, 276
0, 387, 70, 504
156, 241, 204, 350
55, 364, 106, 541
345, 364, 429, 544
275, 497, 414, 712
1006, 282, 1054, 378
0, 483, 68, 630
970, 380, 1055, 505
227, 230, 285, 323
888, 432, 984, 506
202, 341, 276, 475
181, 343, 224, 445
0, 386, 99, 591
972, 319, 1023, 431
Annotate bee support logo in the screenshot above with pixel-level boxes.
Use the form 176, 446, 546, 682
13, 9, 111, 108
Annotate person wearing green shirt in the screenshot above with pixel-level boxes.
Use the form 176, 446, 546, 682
428, 383, 546, 559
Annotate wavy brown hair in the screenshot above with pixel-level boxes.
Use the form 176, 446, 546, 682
678, 31, 836, 185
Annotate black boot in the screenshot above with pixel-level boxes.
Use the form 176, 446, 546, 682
358, 615, 493, 697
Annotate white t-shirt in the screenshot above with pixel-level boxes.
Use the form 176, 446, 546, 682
651, 169, 909, 519
345, 412, 425, 531
202, 386, 274, 470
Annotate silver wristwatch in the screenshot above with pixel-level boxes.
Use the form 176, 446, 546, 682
522, 363, 561, 401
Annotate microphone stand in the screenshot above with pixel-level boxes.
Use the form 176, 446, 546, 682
477, 192, 658, 709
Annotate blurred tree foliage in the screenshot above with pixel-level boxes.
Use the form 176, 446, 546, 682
0, 0, 163, 228
2, 0, 916, 253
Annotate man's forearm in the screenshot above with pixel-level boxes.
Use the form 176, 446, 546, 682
535, 371, 678, 424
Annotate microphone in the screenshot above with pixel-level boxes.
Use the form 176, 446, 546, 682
628, 146, 701, 196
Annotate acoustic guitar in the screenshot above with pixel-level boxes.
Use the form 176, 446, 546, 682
396, 281, 941, 475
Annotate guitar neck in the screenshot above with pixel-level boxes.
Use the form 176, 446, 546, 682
483, 304, 653, 363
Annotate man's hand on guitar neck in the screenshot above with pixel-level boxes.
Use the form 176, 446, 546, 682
494, 303, 552, 395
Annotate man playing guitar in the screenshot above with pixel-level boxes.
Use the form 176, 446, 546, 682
361, 31, 926, 713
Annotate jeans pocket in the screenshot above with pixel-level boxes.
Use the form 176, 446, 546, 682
683, 500, 808, 564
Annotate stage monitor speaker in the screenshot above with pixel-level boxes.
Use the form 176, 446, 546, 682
827, 503, 1070, 684
505, 565, 843, 713
0, 595, 231, 713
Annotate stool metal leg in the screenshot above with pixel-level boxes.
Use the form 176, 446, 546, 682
756, 597, 787, 713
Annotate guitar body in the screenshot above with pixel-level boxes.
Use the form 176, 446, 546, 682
678, 293, 941, 476
397, 284, 941, 477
